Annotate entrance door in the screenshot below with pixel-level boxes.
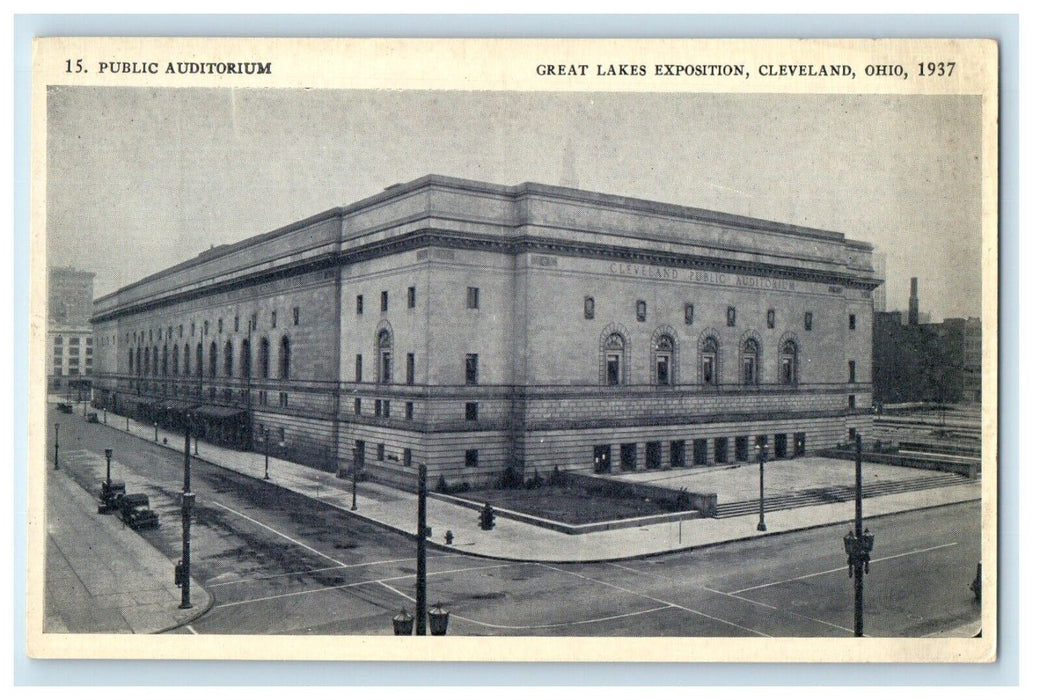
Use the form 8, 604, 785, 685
354, 440, 366, 474
693, 439, 708, 466
774, 433, 788, 458
620, 443, 637, 471
794, 432, 806, 456
593, 444, 611, 473
645, 442, 662, 470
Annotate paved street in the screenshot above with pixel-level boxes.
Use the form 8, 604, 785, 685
47, 405, 981, 637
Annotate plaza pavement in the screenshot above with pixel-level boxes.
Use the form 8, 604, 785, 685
86, 405, 981, 563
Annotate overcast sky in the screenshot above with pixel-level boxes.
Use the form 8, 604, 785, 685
46, 88, 982, 320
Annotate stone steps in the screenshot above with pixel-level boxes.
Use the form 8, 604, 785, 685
712, 472, 971, 519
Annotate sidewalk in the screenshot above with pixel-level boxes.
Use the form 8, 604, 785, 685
46, 464, 212, 634
102, 410, 982, 563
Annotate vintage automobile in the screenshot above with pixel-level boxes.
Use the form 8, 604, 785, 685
97, 480, 126, 514
118, 493, 160, 530
57, 403, 73, 414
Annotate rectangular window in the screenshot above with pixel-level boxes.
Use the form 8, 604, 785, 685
848, 360, 856, 383
271, 311, 277, 329
849, 314, 857, 330
380, 351, 392, 384
405, 401, 414, 420
251, 313, 257, 331
465, 402, 478, 421
805, 312, 813, 331
684, 303, 694, 325
636, 300, 647, 322
767, 309, 776, 329
218, 318, 223, 333
406, 353, 415, 385
848, 395, 856, 410
465, 354, 479, 385
354, 398, 361, 415
234, 316, 239, 332
356, 295, 364, 315
403, 448, 412, 467
584, 296, 595, 320
465, 449, 479, 469
467, 287, 480, 309
279, 392, 289, 408
374, 399, 382, 416
377, 444, 385, 461
380, 290, 388, 313
355, 355, 363, 382
179, 325, 184, 338
382, 400, 390, 418
293, 306, 300, 326
407, 286, 416, 309
191, 323, 195, 337
69, 337, 80, 346
735, 436, 749, 462
203, 321, 208, 336
727, 307, 737, 327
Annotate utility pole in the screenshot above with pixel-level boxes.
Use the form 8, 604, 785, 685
415, 462, 428, 635
179, 416, 194, 609
843, 433, 874, 637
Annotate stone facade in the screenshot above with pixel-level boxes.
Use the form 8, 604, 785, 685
49, 266, 95, 393
92, 175, 879, 487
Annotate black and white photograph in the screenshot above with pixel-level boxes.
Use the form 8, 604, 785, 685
27, 37, 998, 663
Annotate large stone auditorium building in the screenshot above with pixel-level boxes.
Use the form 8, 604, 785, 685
91, 175, 879, 488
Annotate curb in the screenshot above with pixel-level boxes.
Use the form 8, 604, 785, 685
95, 414, 982, 565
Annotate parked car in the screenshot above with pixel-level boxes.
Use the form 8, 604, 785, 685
97, 480, 126, 514
118, 493, 159, 530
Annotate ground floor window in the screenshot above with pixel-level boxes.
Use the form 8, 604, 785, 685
465, 449, 479, 469
794, 432, 806, 456
774, 433, 788, 458
593, 444, 611, 473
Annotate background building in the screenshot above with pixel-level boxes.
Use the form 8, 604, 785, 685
872, 279, 981, 406
48, 266, 95, 395
92, 175, 879, 487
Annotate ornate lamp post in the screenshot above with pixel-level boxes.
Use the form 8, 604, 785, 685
757, 440, 767, 532
154, 420, 159, 442
178, 414, 195, 609
104, 448, 113, 486
351, 464, 358, 511
415, 462, 428, 635
53, 423, 60, 470
842, 433, 875, 637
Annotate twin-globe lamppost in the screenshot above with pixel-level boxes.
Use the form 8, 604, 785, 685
842, 433, 875, 638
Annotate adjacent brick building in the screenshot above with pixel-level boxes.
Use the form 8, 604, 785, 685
91, 175, 879, 487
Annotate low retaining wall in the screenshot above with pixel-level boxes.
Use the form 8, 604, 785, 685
818, 448, 980, 479
427, 490, 703, 535
562, 472, 718, 517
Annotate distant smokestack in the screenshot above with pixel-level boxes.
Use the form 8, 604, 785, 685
908, 277, 919, 326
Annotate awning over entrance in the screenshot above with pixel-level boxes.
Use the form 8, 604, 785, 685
191, 405, 248, 420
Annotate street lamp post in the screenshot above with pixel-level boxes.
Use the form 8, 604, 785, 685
263, 428, 270, 480
351, 465, 358, 511
843, 433, 875, 637
104, 448, 113, 487
757, 441, 767, 532
154, 421, 159, 442
179, 415, 194, 609
415, 462, 428, 636
53, 423, 60, 470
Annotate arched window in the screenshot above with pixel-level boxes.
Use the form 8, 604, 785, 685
240, 339, 251, 379
152, 346, 159, 376
209, 341, 217, 377
279, 336, 291, 379
183, 344, 190, 376
171, 345, 178, 375
162, 345, 169, 376
259, 337, 270, 379
780, 339, 798, 385
742, 338, 760, 385
654, 335, 675, 386
223, 341, 234, 377
604, 333, 625, 386
700, 337, 718, 385
377, 329, 392, 383
128, 348, 134, 374
196, 343, 203, 377
137, 347, 143, 376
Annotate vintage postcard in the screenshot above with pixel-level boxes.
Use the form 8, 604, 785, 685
27, 37, 998, 663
